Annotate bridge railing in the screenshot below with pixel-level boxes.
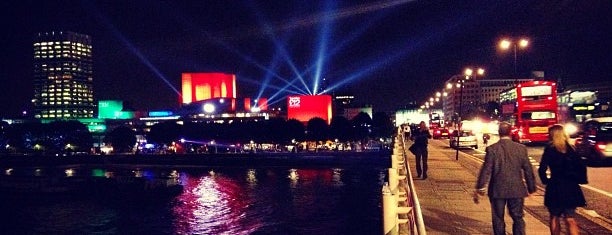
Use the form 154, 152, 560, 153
382, 130, 426, 235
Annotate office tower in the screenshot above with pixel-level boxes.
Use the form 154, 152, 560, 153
32, 31, 95, 119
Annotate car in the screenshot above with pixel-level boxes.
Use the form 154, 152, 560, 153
575, 117, 612, 166
450, 130, 478, 149
432, 128, 450, 139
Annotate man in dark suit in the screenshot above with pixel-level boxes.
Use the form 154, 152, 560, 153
474, 122, 536, 235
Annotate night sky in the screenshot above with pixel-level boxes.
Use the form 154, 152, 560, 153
1, 0, 611, 117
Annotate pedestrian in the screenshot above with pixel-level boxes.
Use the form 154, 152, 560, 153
411, 121, 432, 179
483, 133, 490, 145
474, 121, 537, 235
538, 124, 586, 235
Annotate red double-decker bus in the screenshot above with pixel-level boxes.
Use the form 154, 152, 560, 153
500, 81, 558, 143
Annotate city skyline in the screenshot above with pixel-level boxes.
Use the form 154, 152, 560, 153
1, 1, 611, 117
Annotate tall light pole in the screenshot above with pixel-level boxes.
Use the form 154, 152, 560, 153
499, 38, 529, 77
455, 67, 485, 160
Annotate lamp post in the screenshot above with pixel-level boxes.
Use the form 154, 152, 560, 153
499, 38, 529, 77
454, 67, 485, 160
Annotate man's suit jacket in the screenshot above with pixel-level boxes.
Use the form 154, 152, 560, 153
476, 138, 537, 198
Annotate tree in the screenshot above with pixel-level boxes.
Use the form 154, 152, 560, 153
306, 117, 329, 142
105, 126, 136, 153
265, 118, 288, 144
48, 120, 93, 153
148, 121, 182, 145
352, 112, 372, 141
329, 116, 352, 141
372, 112, 394, 139
285, 119, 305, 142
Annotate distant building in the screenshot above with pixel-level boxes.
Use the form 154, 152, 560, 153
564, 81, 612, 103
32, 31, 95, 119
333, 94, 355, 117
443, 76, 534, 121
442, 75, 483, 121
287, 95, 333, 124
394, 109, 437, 127
344, 106, 373, 121
181, 72, 237, 104
478, 78, 534, 104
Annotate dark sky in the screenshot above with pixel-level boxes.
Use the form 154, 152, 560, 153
1, 0, 611, 117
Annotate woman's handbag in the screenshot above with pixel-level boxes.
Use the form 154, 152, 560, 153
566, 151, 588, 184
408, 144, 417, 155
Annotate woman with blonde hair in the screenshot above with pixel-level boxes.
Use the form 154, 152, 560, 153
538, 124, 587, 235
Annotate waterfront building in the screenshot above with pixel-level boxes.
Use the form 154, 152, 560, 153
32, 31, 95, 119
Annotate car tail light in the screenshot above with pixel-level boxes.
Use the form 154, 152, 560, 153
596, 142, 607, 151
575, 138, 582, 145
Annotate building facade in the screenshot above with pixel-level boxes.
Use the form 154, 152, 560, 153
479, 78, 533, 104
443, 76, 534, 122
181, 72, 237, 104
32, 31, 95, 119
442, 75, 482, 122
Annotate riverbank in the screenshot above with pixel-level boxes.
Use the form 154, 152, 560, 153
0, 150, 392, 168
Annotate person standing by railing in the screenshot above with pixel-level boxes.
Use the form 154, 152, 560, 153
411, 121, 432, 179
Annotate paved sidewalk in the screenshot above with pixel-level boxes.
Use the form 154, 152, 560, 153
406, 141, 551, 235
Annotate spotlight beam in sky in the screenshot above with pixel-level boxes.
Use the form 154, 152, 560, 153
84, 1, 181, 96
292, 12, 385, 93
312, 1, 335, 95
170, 9, 310, 96
269, 0, 414, 33
255, 51, 281, 100
240, 77, 305, 96
247, 1, 312, 95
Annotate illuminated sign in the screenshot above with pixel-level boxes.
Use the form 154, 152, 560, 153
98, 100, 123, 119
573, 105, 595, 111
287, 95, 332, 124
149, 111, 173, 117
289, 97, 301, 108
521, 86, 551, 96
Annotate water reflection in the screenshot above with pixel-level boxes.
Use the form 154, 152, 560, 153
173, 171, 261, 234
0, 166, 385, 234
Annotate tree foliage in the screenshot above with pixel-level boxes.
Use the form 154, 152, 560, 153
105, 126, 136, 153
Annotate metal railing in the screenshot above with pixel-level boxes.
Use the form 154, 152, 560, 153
382, 130, 426, 235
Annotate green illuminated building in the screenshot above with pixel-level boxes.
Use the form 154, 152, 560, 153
98, 100, 135, 119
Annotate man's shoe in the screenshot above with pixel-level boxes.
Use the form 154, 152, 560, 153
422, 174, 427, 179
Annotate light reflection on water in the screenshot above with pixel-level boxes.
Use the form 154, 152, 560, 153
0, 167, 385, 234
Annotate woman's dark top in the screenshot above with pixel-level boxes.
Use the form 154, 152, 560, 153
538, 144, 586, 209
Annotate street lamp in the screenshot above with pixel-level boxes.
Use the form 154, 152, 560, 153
454, 67, 485, 160
499, 38, 529, 76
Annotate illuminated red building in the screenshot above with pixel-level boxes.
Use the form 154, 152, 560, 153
181, 73, 237, 104
287, 95, 333, 124
244, 98, 268, 111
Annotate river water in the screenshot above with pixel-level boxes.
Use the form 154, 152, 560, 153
0, 166, 386, 234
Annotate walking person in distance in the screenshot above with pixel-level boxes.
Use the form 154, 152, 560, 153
411, 121, 432, 179
474, 122, 537, 235
538, 124, 586, 235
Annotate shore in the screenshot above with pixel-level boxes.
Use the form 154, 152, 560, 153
0, 150, 392, 168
